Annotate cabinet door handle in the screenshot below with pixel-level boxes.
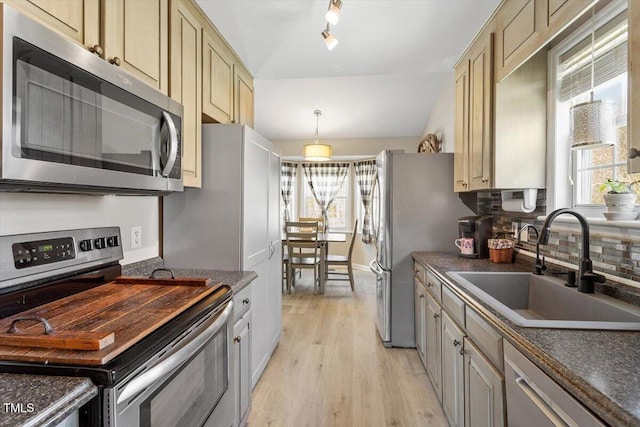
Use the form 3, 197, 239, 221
88, 44, 103, 57
482, 177, 489, 183
433, 313, 440, 319
453, 339, 460, 347
243, 298, 250, 305
427, 282, 433, 288
460, 348, 466, 356
109, 57, 122, 66
234, 336, 241, 343
419, 293, 425, 299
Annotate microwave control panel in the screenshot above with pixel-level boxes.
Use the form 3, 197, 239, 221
12, 237, 75, 269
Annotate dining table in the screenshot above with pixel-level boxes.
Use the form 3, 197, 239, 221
282, 232, 347, 294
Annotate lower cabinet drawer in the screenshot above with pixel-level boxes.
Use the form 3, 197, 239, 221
233, 285, 252, 322
465, 306, 503, 372
442, 285, 465, 328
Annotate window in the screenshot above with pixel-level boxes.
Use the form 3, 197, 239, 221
550, 3, 634, 213
302, 170, 349, 231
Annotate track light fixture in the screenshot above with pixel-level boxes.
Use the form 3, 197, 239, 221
325, 0, 343, 25
322, 24, 338, 50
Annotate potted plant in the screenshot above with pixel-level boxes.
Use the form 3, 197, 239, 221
598, 178, 638, 219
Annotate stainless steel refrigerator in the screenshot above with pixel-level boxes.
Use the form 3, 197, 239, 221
369, 150, 474, 347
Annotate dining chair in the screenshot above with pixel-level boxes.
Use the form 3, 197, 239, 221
299, 216, 325, 232
284, 221, 322, 294
325, 220, 358, 291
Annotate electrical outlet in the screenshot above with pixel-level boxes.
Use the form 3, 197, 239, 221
511, 222, 519, 239
520, 228, 528, 242
131, 226, 142, 249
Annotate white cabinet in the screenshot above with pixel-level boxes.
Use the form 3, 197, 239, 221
163, 124, 281, 392
425, 291, 442, 403
233, 308, 251, 427
442, 311, 466, 427
464, 338, 505, 427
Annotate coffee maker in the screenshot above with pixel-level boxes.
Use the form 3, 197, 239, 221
457, 216, 493, 258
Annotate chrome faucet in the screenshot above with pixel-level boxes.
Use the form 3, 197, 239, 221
518, 224, 545, 275
538, 208, 605, 293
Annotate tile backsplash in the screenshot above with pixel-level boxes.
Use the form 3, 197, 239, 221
475, 190, 640, 284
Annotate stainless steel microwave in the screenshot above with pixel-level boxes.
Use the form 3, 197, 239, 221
0, 5, 183, 195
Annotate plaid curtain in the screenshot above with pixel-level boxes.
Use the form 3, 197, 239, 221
281, 162, 297, 223
302, 162, 349, 230
355, 159, 377, 243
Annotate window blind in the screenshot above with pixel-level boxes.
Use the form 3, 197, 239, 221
558, 12, 627, 102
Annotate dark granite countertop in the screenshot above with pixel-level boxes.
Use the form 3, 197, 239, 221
413, 251, 640, 427
0, 374, 96, 427
121, 257, 257, 294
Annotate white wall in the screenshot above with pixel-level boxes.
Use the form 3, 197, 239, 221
0, 193, 159, 265
422, 71, 455, 153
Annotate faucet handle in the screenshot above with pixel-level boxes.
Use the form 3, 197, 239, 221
582, 271, 606, 283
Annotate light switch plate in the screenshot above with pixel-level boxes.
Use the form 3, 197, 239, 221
131, 226, 142, 249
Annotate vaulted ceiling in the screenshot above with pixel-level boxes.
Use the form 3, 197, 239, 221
196, 0, 499, 141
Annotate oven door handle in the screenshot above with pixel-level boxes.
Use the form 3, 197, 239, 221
116, 300, 233, 404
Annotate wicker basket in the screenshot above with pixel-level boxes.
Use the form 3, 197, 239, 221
488, 239, 514, 264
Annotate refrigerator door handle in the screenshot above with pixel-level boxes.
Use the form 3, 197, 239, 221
369, 259, 383, 277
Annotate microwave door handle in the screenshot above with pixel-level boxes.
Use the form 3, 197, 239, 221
160, 111, 178, 177
116, 300, 233, 404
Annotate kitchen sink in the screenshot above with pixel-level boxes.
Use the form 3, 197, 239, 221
446, 271, 640, 330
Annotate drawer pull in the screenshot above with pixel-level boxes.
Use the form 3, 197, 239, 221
433, 313, 440, 319
242, 298, 250, 305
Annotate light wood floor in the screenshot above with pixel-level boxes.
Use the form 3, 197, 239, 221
248, 270, 448, 427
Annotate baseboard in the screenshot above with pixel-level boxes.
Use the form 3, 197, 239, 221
352, 263, 371, 272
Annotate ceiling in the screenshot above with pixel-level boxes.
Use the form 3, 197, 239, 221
196, 0, 500, 141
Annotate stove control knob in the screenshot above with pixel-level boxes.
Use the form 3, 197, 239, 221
94, 237, 106, 249
107, 236, 119, 247
79, 239, 93, 251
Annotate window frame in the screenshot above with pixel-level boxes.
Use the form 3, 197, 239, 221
547, 0, 629, 218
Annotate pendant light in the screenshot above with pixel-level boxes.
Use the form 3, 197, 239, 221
569, 7, 616, 150
304, 110, 332, 161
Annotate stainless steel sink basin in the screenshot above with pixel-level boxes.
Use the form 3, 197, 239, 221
446, 271, 640, 330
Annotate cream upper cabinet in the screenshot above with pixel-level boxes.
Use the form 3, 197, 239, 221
454, 61, 470, 192
170, 0, 202, 188
545, 0, 595, 36
495, 0, 544, 81
102, 0, 168, 94
454, 29, 494, 192
468, 31, 493, 191
202, 29, 234, 124
235, 65, 255, 128
6, 0, 99, 47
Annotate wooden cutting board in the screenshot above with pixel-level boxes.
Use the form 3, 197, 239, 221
0, 277, 227, 365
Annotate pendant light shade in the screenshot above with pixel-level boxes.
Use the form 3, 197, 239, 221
304, 110, 332, 161
569, 7, 617, 150
570, 96, 616, 149
303, 143, 333, 161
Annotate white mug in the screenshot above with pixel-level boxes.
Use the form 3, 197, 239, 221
455, 237, 474, 255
